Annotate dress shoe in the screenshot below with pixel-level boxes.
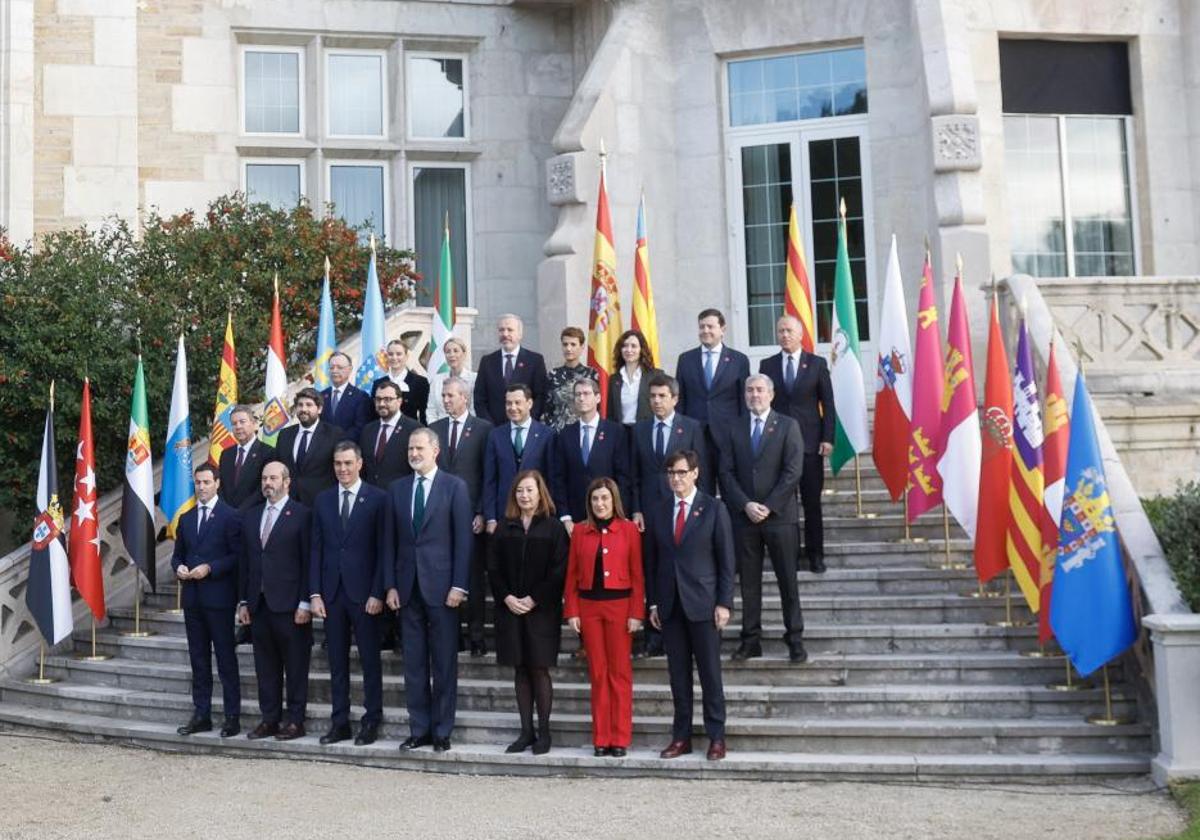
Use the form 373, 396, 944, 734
506, 731, 536, 753
789, 642, 809, 664
220, 719, 241, 738
706, 739, 727, 761
644, 642, 665, 658
234, 624, 253, 646
593, 746, 610, 757
319, 724, 353, 745
354, 723, 379, 746
176, 717, 212, 736
609, 746, 627, 758
731, 642, 762, 661
659, 739, 693, 759
246, 721, 279, 740
532, 732, 551, 755
433, 737, 452, 753
275, 722, 305, 741
470, 641, 487, 657
398, 734, 433, 751
809, 555, 826, 574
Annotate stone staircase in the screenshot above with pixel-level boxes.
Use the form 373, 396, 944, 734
0, 463, 1152, 780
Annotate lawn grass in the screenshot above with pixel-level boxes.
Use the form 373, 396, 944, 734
1164, 782, 1200, 840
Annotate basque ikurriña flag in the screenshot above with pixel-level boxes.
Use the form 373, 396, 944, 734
27, 386, 74, 644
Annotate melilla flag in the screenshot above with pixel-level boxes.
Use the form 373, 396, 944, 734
208, 312, 238, 466
907, 248, 944, 521
828, 199, 868, 475
161, 335, 196, 539
1039, 339, 1070, 643
121, 357, 157, 591
260, 275, 290, 441
1006, 317, 1046, 612
872, 234, 913, 502
974, 293, 1015, 583
27, 384, 73, 645
426, 218, 456, 376
631, 192, 660, 367
312, 257, 336, 390
1049, 371, 1137, 676
935, 261, 980, 540
784, 203, 816, 353
355, 235, 388, 390
68, 378, 105, 621
588, 163, 622, 417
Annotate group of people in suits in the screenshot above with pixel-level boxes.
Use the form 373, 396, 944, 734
171, 306, 835, 761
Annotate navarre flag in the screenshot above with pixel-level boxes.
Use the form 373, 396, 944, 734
426, 220, 456, 376
26, 386, 73, 644
631, 193, 660, 367
68, 378, 105, 621
1039, 340, 1070, 643
872, 234, 913, 502
261, 275, 290, 440
1049, 372, 1137, 676
588, 164, 622, 417
355, 236, 387, 390
784, 203, 816, 353
208, 312, 238, 466
829, 199, 868, 475
313, 257, 336, 389
121, 357, 157, 591
935, 264, 981, 539
1006, 318, 1046, 611
974, 294, 1014, 583
907, 249, 944, 521
161, 335, 196, 539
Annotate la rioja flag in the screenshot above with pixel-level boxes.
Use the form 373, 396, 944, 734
871, 234, 912, 502
68, 378, 105, 620
27, 384, 73, 644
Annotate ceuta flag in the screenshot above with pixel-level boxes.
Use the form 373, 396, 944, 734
631, 193, 660, 367
68, 378, 105, 620
907, 249, 944, 521
974, 295, 1014, 583
1038, 339, 1070, 642
784, 203, 816, 352
872, 235, 912, 502
588, 166, 622, 417
1006, 318, 1046, 611
27, 386, 73, 644
935, 265, 980, 539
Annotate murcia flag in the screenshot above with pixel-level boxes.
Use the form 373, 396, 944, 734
27, 386, 73, 644
871, 234, 912, 502
935, 264, 980, 539
907, 249, 944, 521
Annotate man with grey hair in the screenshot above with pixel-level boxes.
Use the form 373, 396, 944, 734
473, 313, 548, 425
321, 351, 374, 443
218, 405, 274, 509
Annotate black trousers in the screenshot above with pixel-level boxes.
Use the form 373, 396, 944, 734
402, 587, 460, 740
736, 519, 804, 647
661, 606, 726, 741
250, 598, 312, 726
183, 606, 240, 721
461, 533, 488, 644
324, 589, 382, 727
800, 452, 825, 560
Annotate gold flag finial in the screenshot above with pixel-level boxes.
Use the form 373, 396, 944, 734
839, 196, 847, 219
369, 232, 376, 253
324, 255, 330, 277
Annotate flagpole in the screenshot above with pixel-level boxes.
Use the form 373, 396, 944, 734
75, 618, 111, 662
988, 570, 1031, 628
1048, 656, 1088, 692
853, 455, 864, 517
122, 569, 154, 638
933, 505, 966, 570
902, 493, 911, 542
1085, 665, 1131, 726
26, 642, 57, 684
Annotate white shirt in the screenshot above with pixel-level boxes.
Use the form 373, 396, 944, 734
619, 367, 642, 425
386, 370, 411, 392
411, 468, 438, 518
510, 418, 532, 446
673, 488, 699, 520
195, 499, 216, 532
749, 409, 770, 437
293, 420, 320, 459
501, 346, 522, 373
337, 479, 362, 511
701, 343, 725, 365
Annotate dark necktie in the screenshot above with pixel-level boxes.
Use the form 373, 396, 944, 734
296, 429, 311, 467
198, 505, 209, 534
674, 500, 687, 545
581, 424, 592, 464
234, 447, 246, 484
330, 388, 342, 417
449, 420, 460, 460
785, 354, 796, 391
655, 421, 666, 458
412, 476, 426, 534
503, 354, 514, 382
751, 417, 764, 455
704, 350, 715, 389
375, 423, 390, 462
340, 489, 352, 528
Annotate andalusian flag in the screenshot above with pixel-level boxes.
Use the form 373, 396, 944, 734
935, 263, 980, 539
161, 336, 196, 539
1039, 339, 1070, 642
208, 313, 238, 465
121, 357, 157, 591
828, 199, 868, 475
588, 162, 622, 417
355, 236, 387, 390
631, 192, 660, 367
261, 275, 290, 441
907, 249, 944, 522
312, 257, 336, 389
1007, 318, 1046, 611
426, 218, 456, 376
27, 383, 73, 644
784, 203, 816, 352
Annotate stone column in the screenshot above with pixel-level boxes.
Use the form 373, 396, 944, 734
0, 0, 35, 243
1144, 613, 1200, 784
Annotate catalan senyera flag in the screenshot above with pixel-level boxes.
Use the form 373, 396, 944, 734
27, 384, 73, 644
872, 235, 913, 502
426, 219, 456, 377
974, 294, 1014, 583
261, 276, 290, 441
208, 312, 238, 466
935, 265, 980, 540
1039, 339, 1070, 643
68, 378, 105, 621
784, 203, 816, 353
828, 200, 869, 475
355, 236, 387, 390
907, 249, 944, 521
1006, 318, 1046, 611
121, 357, 156, 591
313, 257, 336, 389
631, 193, 660, 367
588, 165, 622, 418
161, 335, 196, 539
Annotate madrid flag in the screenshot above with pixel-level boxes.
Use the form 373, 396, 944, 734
68, 378, 105, 620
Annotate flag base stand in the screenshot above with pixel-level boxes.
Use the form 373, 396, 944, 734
1085, 666, 1132, 726
163, 583, 184, 616
1048, 658, 1090, 692
119, 575, 156, 638
1020, 643, 1064, 659
987, 573, 1032, 628
75, 620, 112, 662
26, 644, 58, 685
961, 582, 1003, 599
853, 457, 877, 519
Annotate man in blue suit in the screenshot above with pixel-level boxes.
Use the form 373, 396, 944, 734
645, 449, 735, 762
483, 383, 555, 533
674, 308, 750, 447
384, 428, 473, 752
473, 314, 549, 424
321, 351, 374, 443
309, 441, 388, 746
552, 377, 630, 533
172, 463, 243, 738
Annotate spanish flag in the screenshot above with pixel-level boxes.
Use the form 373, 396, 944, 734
588, 164, 622, 417
631, 192, 660, 367
784, 203, 816, 352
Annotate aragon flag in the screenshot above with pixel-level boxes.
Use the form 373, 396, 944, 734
784, 203, 816, 353
588, 164, 622, 417
974, 294, 1014, 583
1006, 318, 1045, 612
27, 385, 73, 644
1038, 339, 1070, 643
121, 357, 157, 591
871, 234, 912, 502
68, 378, 105, 620
935, 264, 980, 539
906, 249, 944, 521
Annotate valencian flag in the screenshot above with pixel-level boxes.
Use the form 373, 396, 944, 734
208, 312, 238, 466
1006, 318, 1046, 611
588, 162, 622, 417
355, 236, 387, 390
784, 203, 816, 352
1049, 372, 1137, 676
426, 219, 456, 376
974, 294, 1014, 583
161, 335, 195, 539
313, 257, 336, 389
907, 249, 944, 521
872, 234, 913, 502
1038, 340, 1070, 643
261, 275, 290, 442
68, 378, 105, 621
121, 358, 156, 591
829, 199, 868, 475
935, 263, 980, 539
631, 192, 660, 367
27, 385, 73, 644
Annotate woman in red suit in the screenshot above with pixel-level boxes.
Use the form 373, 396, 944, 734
564, 477, 644, 757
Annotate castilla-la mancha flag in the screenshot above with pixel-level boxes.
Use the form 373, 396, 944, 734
68, 378, 105, 620
974, 294, 1014, 583
1038, 339, 1070, 643
588, 165, 622, 417
871, 234, 912, 502
935, 264, 980, 539
907, 249, 944, 521
784, 203, 816, 353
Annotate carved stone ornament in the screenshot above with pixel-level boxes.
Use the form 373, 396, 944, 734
546, 154, 580, 205
932, 114, 981, 172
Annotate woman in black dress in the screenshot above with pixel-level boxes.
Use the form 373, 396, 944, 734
542, 326, 599, 431
488, 469, 569, 754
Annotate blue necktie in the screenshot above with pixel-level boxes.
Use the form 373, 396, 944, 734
785, 354, 796, 391
581, 424, 592, 464
703, 350, 715, 389
751, 417, 763, 455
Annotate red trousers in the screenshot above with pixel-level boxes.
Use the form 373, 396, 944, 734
578, 597, 634, 748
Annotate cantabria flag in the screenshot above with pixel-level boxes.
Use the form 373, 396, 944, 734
120, 357, 157, 591
829, 200, 869, 474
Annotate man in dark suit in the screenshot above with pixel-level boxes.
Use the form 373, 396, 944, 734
172, 463, 243, 738
675, 308, 750, 447
759, 315, 836, 574
473, 314, 548, 424
718, 374, 807, 663
552, 377, 631, 533
360, 379, 421, 489
217, 405, 274, 509
645, 449, 735, 761
483, 383, 555, 533
373, 339, 430, 425
276, 388, 341, 507
309, 441, 388, 746
321, 351, 373, 443
430, 376, 494, 656
238, 461, 312, 741
384, 428, 473, 752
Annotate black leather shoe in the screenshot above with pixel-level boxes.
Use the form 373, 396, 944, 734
809, 555, 826, 574
506, 731, 536, 753
354, 723, 379, 746
731, 642, 762, 661
176, 717, 212, 736
593, 746, 610, 757
220, 719, 241, 738
246, 721, 279, 740
470, 641, 487, 657
609, 746, 627, 758
398, 734, 433, 751
319, 724, 353, 745
789, 642, 809, 664
433, 737, 452, 753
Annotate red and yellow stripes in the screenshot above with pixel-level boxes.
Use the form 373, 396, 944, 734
631, 193, 660, 367
588, 167, 622, 417
784, 203, 816, 352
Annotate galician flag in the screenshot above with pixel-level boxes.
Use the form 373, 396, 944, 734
68, 378, 105, 621
935, 261, 980, 539
26, 384, 73, 644
208, 312, 238, 466
871, 234, 913, 502
426, 218, 456, 376
631, 192, 660, 367
784, 203, 816, 352
161, 335, 195, 539
1039, 339, 1070, 643
828, 199, 868, 475
907, 248, 944, 521
588, 161, 622, 418
261, 275, 290, 440
974, 293, 1014, 583
355, 235, 387, 390
1006, 318, 1046, 611
312, 257, 336, 389
120, 357, 157, 591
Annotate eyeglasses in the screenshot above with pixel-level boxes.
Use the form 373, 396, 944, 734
665, 469, 693, 477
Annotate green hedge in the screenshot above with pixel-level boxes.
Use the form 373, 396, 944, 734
1143, 481, 1200, 612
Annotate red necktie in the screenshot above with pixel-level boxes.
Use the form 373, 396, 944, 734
673, 500, 687, 545
375, 423, 390, 462
234, 447, 246, 483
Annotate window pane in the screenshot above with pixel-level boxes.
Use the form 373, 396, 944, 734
244, 51, 300, 134
409, 57, 465, 138
1066, 116, 1134, 277
413, 166, 469, 306
328, 54, 383, 136
729, 47, 867, 127
245, 164, 301, 209
330, 165, 385, 238
1004, 115, 1067, 278
808, 136, 868, 341
739, 143, 792, 345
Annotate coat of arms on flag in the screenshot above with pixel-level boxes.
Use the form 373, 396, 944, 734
32, 498, 64, 550
261, 396, 291, 435
1058, 468, 1117, 572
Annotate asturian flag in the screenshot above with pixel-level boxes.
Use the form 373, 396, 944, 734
935, 264, 980, 539
208, 312, 238, 466
1006, 318, 1046, 611
68, 378, 105, 620
26, 386, 73, 644
1049, 372, 1137, 676
828, 199, 869, 475
784, 203, 817, 353
1039, 340, 1070, 643
261, 275, 290, 440
355, 236, 388, 390
871, 235, 912, 502
121, 357, 156, 591
631, 193, 661, 367
588, 163, 622, 417
425, 219, 456, 377
907, 249, 944, 521
161, 335, 195, 539
313, 257, 336, 389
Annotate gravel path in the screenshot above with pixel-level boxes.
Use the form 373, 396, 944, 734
0, 732, 1184, 840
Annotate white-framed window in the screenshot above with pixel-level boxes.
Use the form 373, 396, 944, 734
406, 52, 468, 140
326, 161, 388, 240
325, 49, 387, 139
242, 158, 306, 210
240, 46, 304, 136
408, 161, 472, 306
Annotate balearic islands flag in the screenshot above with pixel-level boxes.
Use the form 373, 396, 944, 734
631, 192, 660, 367
784, 203, 816, 353
27, 386, 73, 644
974, 294, 1014, 583
829, 199, 868, 475
121, 357, 156, 591
1039, 340, 1070, 643
907, 249, 944, 521
871, 234, 913, 502
208, 313, 238, 466
161, 335, 195, 539
313, 257, 336, 389
68, 378, 105, 621
355, 237, 387, 390
935, 263, 980, 539
588, 164, 622, 418
1006, 318, 1046, 611
426, 220, 456, 377
261, 276, 290, 440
